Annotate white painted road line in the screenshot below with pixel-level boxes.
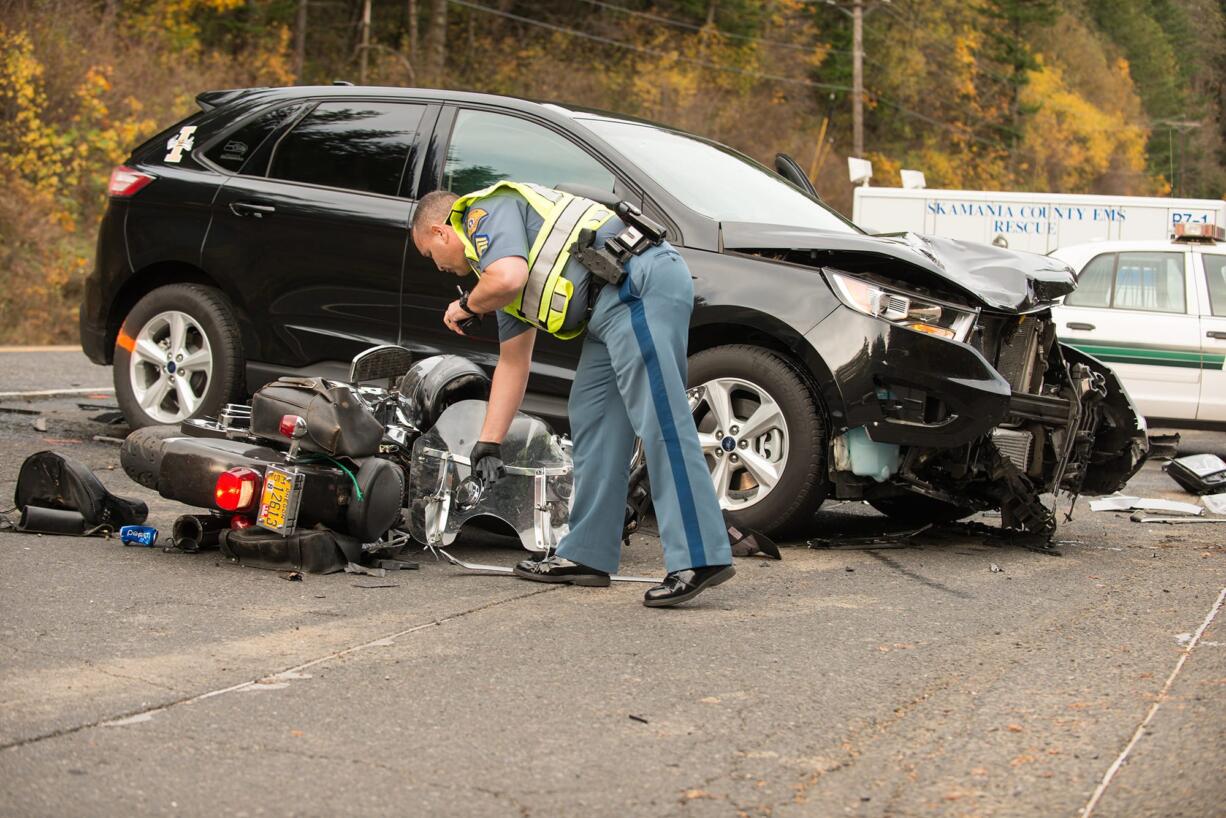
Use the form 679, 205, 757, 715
0, 387, 115, 399
1080, 586, 1226, 818
0, 346, 84, 353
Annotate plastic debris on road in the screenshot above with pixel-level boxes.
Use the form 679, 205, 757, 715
1203, 494, 1226, 515
1089, 495, 1204, 515
1164, 454, 1226, 495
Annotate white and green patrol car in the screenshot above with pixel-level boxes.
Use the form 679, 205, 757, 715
1051, 223, 1226, 426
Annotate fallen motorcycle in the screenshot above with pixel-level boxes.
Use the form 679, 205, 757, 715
120, 345, 576, 571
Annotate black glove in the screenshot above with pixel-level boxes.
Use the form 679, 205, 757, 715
470, 441, 506, 485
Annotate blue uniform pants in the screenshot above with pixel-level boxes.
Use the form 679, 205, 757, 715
556, 243, 732, 574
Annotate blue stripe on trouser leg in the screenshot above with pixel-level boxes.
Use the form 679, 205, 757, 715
554, 333, 636, 575
561, 242, 730, 574
618, 285, 708, 568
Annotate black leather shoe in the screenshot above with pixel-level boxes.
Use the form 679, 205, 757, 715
513, 555, 610, 586
643, 565, 735, 607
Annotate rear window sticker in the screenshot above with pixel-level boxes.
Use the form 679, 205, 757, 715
165, 125, 198, 164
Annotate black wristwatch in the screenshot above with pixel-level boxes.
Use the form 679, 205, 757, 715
458, 290, 477, 316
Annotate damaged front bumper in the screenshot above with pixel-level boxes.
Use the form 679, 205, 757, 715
805, 304, 1012, 448
811, 305, 1149, 532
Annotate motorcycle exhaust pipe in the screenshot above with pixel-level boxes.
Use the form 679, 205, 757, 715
18, 506, 87, 535
172, 513, 229, 552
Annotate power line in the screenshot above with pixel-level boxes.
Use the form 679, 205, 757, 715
448, 0, 999, 145
448, 0, 854, 91
575, 0, 856, 54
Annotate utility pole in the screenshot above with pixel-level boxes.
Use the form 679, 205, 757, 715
359, 0, 372, 84
293, 0, 307, 81
852, 0, 863, 158
1153, 120, 1202, 197
826, 0, 884, 158
408, 0, 418, 67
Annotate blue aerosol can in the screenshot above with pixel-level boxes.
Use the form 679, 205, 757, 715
119, 525, 159, 547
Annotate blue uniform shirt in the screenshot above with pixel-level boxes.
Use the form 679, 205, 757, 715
462, 190, 624, 342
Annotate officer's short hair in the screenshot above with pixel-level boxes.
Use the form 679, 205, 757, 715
412, 190, 459, 237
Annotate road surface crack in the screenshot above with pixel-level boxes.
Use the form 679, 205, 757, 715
0, 585, 561, 753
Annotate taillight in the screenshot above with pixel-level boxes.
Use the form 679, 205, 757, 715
108, 165, 155, 197
279, 414, 307, 439
214, 467, 260, 512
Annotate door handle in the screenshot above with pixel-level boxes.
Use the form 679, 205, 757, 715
1066, 322, 1096, 331
1208, 331, 1226, 340
230, 202, 276, 218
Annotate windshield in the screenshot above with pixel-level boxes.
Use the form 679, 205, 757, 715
580, 117, 858, 234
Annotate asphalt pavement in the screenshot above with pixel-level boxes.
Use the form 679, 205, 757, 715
1, 349, 1223, 818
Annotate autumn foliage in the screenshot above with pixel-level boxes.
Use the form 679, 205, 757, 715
1, 0, 1223, 344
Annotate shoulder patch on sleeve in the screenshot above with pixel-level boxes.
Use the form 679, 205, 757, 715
465, 207, 488, 236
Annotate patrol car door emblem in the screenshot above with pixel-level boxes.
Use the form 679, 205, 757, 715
165, 125, 197, 164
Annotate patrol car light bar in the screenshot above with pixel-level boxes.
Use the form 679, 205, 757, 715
825, 269, 977, 342
1173, 223, 1224, 242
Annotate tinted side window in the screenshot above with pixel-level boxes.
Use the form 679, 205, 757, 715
443, 109, 614, 194
1065, 253, 1115, 308
269, 101, 425, 196
205, 105, 300, 174
1204, 255, 1226, 317
1112, 252, 1185, 313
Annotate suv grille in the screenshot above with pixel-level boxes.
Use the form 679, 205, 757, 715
993, 316, 1044, 393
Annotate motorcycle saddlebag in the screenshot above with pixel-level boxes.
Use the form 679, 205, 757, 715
250, 377, 383, 458
14, 450, 147, 531
219, 525, 363, 574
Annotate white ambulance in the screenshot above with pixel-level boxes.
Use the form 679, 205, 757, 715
852, 186, 1225, 255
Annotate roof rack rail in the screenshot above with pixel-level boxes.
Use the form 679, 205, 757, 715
333, 80, 354, 86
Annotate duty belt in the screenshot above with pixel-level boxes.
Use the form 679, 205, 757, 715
572, 201, 668, 286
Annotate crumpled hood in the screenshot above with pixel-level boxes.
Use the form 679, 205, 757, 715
719, 222, 1077, 312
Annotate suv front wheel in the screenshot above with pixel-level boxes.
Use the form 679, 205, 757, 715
113, 284, 245, 429
687, 345, 826, 537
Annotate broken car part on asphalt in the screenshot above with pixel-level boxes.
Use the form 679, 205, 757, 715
1129, 513, 1226, 525
1089, 495, 1204, 515
1164, 454, 1226, 495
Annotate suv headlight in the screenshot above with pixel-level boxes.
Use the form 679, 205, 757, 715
825, 269, 977, 342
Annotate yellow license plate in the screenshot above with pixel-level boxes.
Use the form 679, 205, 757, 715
257, 466, 302, 534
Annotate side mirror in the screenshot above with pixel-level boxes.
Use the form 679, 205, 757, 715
774, 153, 820, 199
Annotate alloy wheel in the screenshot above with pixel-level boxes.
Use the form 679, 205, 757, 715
688, 377, 790, 511
127, 310, 215, 423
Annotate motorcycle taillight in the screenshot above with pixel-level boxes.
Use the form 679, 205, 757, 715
215, 467, 260, 512
279, 414, 306, 439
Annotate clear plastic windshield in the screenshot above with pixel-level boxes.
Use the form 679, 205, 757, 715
408, 401, 573, 551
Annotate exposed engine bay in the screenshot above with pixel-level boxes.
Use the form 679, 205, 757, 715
735, 233, 1150, 535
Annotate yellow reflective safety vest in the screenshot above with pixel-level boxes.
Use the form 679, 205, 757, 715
448, 181, 613, 340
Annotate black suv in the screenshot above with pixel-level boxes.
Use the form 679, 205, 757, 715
81, 85, 1147, 535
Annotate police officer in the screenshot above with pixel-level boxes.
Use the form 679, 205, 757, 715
411, 181, 732, 607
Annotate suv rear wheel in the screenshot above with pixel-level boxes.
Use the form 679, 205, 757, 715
687, 345, 826, 537
113, 284, 244, 429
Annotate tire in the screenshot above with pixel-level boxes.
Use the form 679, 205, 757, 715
119, 425, 181, 490
687, 345, 826, 537
113, 284, 245, 429
868, 494, 975, 525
